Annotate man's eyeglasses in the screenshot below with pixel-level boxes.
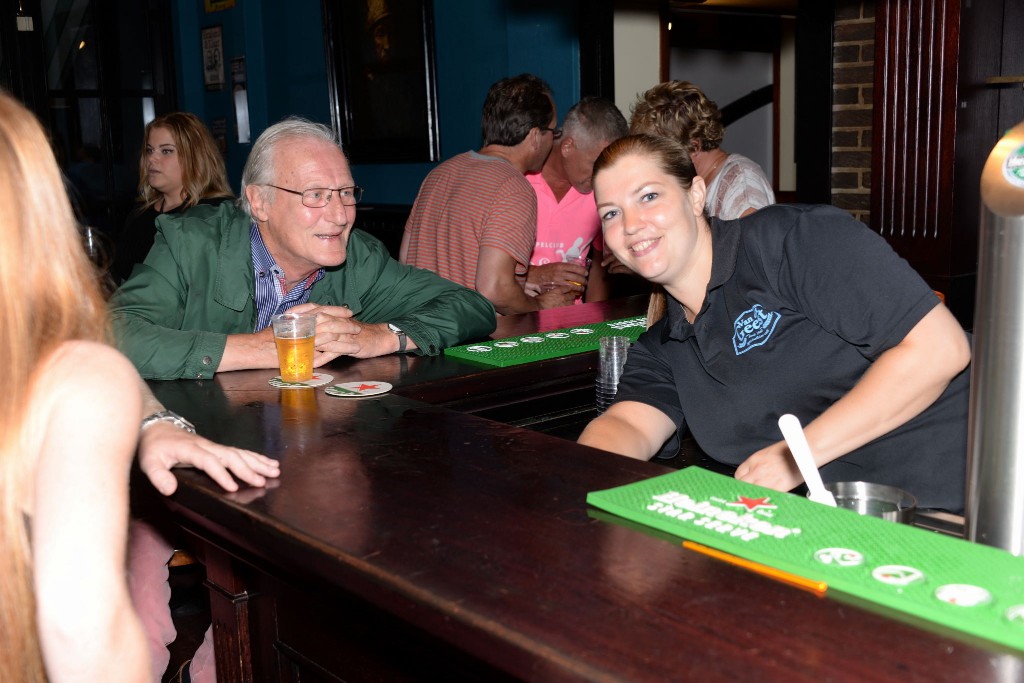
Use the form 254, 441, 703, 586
268, 184, 363, 208
540, 126, 563, 140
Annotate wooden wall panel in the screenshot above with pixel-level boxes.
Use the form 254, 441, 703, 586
870, 0, 961, 276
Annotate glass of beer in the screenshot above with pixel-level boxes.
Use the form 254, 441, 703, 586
271, 312, 317, 382
565, 255, 591, 287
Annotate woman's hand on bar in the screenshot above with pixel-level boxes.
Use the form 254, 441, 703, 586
138, 422, 280, 496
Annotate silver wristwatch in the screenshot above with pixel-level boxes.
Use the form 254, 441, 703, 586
140, 410, 197, 434
388, 322, 407, 353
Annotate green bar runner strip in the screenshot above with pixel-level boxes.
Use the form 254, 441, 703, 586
444, 316, 646, 367
587, 467, 1024, 651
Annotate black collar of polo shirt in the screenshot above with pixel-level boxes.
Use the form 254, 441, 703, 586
661, 216, 743, 344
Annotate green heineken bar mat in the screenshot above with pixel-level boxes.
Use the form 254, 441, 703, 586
587, 466, 1024, 651
444, 316, 646, 368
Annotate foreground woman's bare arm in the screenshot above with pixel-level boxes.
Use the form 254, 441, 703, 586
33, 342, 149, 681
737, 305, 971, 492
578, 400, 677, 460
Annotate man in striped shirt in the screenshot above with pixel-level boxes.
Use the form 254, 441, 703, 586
400, 74, 577, 315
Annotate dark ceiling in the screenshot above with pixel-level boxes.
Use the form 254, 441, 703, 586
669, 0, 799, 15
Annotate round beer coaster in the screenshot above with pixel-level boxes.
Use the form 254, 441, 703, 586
325, 381, 393, 399
269, 373, 334, 389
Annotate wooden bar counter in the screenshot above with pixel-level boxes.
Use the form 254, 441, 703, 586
141, 299, 1023, 682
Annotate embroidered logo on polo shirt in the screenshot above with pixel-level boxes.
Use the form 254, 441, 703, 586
732, 303, 781, 355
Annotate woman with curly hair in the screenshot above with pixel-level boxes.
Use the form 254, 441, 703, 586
630, 80, 775, 220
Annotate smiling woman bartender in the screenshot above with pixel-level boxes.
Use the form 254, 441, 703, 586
578, 135, 972, 513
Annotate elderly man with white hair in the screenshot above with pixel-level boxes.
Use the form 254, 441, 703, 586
110, 117, 495, 380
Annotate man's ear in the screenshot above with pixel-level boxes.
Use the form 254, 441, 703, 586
561, 137, 575, 157
246, 184, 270, 223
529, 127, 544, 151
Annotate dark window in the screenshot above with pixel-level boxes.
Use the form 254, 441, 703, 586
2, 0, 176, 236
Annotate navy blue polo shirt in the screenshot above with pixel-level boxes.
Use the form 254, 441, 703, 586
615, 204, 968, 512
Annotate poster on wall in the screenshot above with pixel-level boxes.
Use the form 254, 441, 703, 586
201, 25, 224, 91
321, 0, 440, 163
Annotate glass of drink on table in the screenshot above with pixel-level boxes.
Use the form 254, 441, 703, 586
565, 255, 591, 287
271, 312, 316, 382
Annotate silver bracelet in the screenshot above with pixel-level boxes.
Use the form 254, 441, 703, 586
140, 410, 197, 434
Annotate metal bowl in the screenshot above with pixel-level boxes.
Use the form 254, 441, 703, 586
823, 481, 917, 524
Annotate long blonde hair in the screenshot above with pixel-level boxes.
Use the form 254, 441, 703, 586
137, 112, 233, 212
0, 91, 111, 681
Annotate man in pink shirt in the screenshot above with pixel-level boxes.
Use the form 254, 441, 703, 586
525, 96, 628, 304
401, 74, 576, 314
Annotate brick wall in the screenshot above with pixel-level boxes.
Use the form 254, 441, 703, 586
831, 1, 875, 224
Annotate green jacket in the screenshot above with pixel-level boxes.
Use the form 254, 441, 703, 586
110, 202, 496, 379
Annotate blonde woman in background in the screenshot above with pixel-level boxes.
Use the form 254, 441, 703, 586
0, 91, 149, 680
113, 111, 233, 283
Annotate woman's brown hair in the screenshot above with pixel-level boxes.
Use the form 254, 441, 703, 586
593, 134, 706, 326
137, 112, 233, 211
629, 80, 724, 153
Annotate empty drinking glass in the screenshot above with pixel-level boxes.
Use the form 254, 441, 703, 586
596, 335, 630, 413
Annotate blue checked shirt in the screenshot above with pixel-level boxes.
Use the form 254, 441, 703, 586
251, 222, 324, 331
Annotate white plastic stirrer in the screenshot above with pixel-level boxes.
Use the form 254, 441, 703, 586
778, 413, 837, 507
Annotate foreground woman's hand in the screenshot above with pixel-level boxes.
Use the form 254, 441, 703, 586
138, 422, 281, 496
735, 441, 803, 493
